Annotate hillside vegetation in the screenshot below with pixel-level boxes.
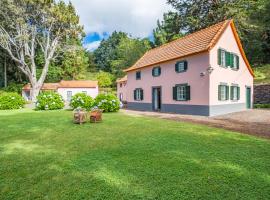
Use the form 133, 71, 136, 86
254, 65, 270, 84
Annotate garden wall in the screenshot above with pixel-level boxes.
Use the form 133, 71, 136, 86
254, 84, 270, 104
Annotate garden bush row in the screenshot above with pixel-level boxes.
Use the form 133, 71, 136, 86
0, 92, 25, 110
36, 92, 120, 112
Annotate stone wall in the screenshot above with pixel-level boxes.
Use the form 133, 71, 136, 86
254, 84, 270, 104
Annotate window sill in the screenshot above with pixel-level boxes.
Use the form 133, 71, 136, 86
231, 68, 239, 71
219, 65, 228, 69
176, 70, 187, 73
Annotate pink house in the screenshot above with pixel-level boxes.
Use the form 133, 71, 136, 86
116, 75, 128, 102
118, 20, 254, 116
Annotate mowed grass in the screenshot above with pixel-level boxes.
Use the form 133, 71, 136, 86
0, 109, 269, 200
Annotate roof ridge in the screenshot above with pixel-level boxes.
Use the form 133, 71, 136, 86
146, 20, 229, 54
207, 19, 232, 50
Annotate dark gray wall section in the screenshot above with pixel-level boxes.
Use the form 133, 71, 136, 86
254, 84, 270, 104
209, 103, 246, 116
127, 102, 248, 117
127, 102, 209, 116
127, 102, 153, 111
161, 104, 209, 116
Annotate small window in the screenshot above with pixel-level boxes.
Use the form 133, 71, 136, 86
230, 85, 240, 101
231, 54, 239, 70
152, 67, 161, 77
173, 84, 190, 101
119, 93, 123, 101
82, 91, 87, 94
218, 84, 229, 101
136, 71, 141, 80
67, 91, 72, 102
218, 49, 226, 67
134, 88, 143, 101
175, 61, 188, 73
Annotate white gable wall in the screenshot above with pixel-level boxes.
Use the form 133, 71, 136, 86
57, 87, 99, 102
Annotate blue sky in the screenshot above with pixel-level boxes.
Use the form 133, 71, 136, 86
63, 0, 171, 51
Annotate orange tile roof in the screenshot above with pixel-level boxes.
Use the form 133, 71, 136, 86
124, 19, 254, 77
22, 80, 98, 90
22, 83, 59, 91
59, 80, 98, 88
116, 75, 127, 83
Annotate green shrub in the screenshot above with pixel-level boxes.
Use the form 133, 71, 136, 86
3, 83, 24, 94
70, 93, 94, 110
0, 92, 25, 110
94, 93, 120, 112
36, 92, 64, 110
254, 104, 270, 109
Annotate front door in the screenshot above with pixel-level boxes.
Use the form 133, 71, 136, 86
152, 87, 161, 111
67, 91, 72, 102
246, 87, 251, 109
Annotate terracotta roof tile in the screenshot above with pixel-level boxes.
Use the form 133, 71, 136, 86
116, 75, 127, 83
125, 20, 231, 72
59, 80, 98, 88
22, 83, 59, 90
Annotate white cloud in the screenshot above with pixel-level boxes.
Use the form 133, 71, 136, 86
84, 41, 101, 51
63, 0, 172, 38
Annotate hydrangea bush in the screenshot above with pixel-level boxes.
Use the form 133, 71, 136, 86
0, 92, 25, 110
36, 91, 64, 110
70, 93, 94, 110
94, 93, 120, 112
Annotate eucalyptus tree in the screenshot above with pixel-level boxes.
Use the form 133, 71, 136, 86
0, 0, 83, 100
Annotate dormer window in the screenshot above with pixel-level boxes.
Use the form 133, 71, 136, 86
136, 71, 141, 80
152, 67, 161, 77
175, 61, 188, 73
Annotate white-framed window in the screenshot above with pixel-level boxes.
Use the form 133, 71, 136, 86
173, 84, 190, 101
230, 85, 240, 101
134, 88, 143, 101
221, 50, 226, 67
67, 91, 72, 102
177, 86, 186, 101
218, 84, 228, 101
175, 61, 188, 73
119, 93, 123, 101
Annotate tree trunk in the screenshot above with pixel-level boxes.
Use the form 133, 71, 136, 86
4, 55, 7, 87
30, 83, 41, 102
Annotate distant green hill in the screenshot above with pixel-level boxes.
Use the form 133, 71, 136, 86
254, 64, 270, 84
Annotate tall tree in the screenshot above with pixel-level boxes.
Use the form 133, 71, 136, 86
111, 37, 152, 77
153, 12, 183, 46
166, 0, 267, 65
0, 0, 83, 100
93, 31, 128, 72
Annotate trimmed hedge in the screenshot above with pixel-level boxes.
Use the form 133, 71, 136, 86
36, 92, 64, 110
0, 92, 25, 110
70, 93, 94, 110
254, 104, 270, 109
95, 93, 120, 112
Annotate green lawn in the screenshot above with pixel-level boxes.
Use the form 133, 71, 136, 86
0, 109, 269, 200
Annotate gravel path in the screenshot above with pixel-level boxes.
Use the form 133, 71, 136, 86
121, 109, 270, 139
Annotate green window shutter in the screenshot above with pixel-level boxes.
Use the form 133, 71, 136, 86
236, 56, 239, 69
152, 68, 154, 76
184, 61, 188, 71
237, 87, 240, 100
230, 86, 234, 100
218, 49, 222, 65
230, 54, 234, 68
134, 90, 136, 100
173, 86, 177, 100
218, 85, 221, 101
225, 51, 231, 67
186, 85, 190, 100
158, 67, 161, 75
226, 85, 229, 100
140, 89, 144, 100
175, 63, 179, 72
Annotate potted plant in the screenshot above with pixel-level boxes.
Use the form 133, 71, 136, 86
90, 107, 103, 123
73, 107, 87, 124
